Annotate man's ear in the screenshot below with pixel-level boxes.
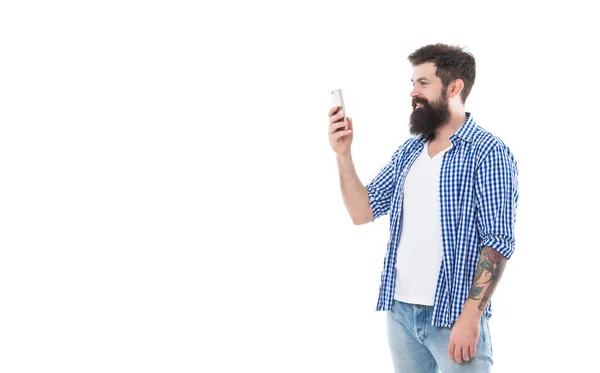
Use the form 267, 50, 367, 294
447, 79, 464, 100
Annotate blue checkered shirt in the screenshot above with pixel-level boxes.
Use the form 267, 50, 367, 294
367, 113, 518, 327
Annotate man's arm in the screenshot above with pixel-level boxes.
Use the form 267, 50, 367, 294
465, 141, 518, 316
448, 246, 508, 364
337, 153, 373, 225
449, 143, 518, 364
448, 248, 510, 366
328, 112, 400, 225
462, 246, 508, 317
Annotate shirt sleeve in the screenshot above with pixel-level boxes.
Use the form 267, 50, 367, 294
475, 143, 519, 259
365, 146, 403, 222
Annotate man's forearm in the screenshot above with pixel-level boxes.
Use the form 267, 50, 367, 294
462, 246, 508, 318
336, 153, 373, 224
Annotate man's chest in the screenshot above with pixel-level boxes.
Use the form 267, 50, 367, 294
394, 145, 478, 207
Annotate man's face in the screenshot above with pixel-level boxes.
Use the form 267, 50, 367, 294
409, 62, 450, 138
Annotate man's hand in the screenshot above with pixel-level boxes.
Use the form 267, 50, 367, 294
448, 312, 480, 364
328, 106, 353, 157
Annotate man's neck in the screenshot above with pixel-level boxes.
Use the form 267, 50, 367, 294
432, 111, 467, 143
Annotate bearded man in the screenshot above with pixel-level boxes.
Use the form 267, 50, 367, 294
327, 43, 519, 373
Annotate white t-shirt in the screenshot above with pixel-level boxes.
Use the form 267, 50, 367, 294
394, 141, 452, 306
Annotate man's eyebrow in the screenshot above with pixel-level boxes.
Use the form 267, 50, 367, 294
411, 77, 430, 83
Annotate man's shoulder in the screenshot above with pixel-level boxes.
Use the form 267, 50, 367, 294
471, 125, 517, 165
471, 125, 512, 153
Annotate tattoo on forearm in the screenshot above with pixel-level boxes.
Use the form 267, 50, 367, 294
468, 246, 507, 311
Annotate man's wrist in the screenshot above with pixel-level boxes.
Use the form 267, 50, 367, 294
336, 152, 353, 164
461, 299, 485, 320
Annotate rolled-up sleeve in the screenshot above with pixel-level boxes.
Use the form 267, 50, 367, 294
365, 147, 402, 221
475, 143, 519, 259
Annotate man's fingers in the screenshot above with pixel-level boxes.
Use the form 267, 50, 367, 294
448, 342, 455, 362
331, 129, 352, 141
329, 112, 345, 125
328, 106, 341, 117
329, 120, 348, 134
470, 344, 477, 359
462, 344, 471, 362
454, 345, 463, 364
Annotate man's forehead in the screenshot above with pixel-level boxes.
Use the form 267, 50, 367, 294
411, 62, 437, 81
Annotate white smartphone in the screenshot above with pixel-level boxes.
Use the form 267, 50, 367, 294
331, 89, 347, 131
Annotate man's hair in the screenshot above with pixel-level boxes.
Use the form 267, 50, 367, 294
408, 43, 476, 103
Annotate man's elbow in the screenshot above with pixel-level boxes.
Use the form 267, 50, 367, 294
352, 214, 373, 225
349, 203, 374, 225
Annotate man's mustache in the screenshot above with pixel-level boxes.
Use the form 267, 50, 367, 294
412, 97, 429, 108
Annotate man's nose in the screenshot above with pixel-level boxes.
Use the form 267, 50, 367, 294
410, 86, 420, 97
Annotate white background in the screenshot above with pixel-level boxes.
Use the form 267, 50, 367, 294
1, 1, 599, 372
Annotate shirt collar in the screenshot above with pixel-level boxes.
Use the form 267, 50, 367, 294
449, 112, 476, 144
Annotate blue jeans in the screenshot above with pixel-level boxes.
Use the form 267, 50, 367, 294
386, 300, 493, 373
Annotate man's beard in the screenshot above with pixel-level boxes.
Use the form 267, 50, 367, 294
409, 91, 450, 138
